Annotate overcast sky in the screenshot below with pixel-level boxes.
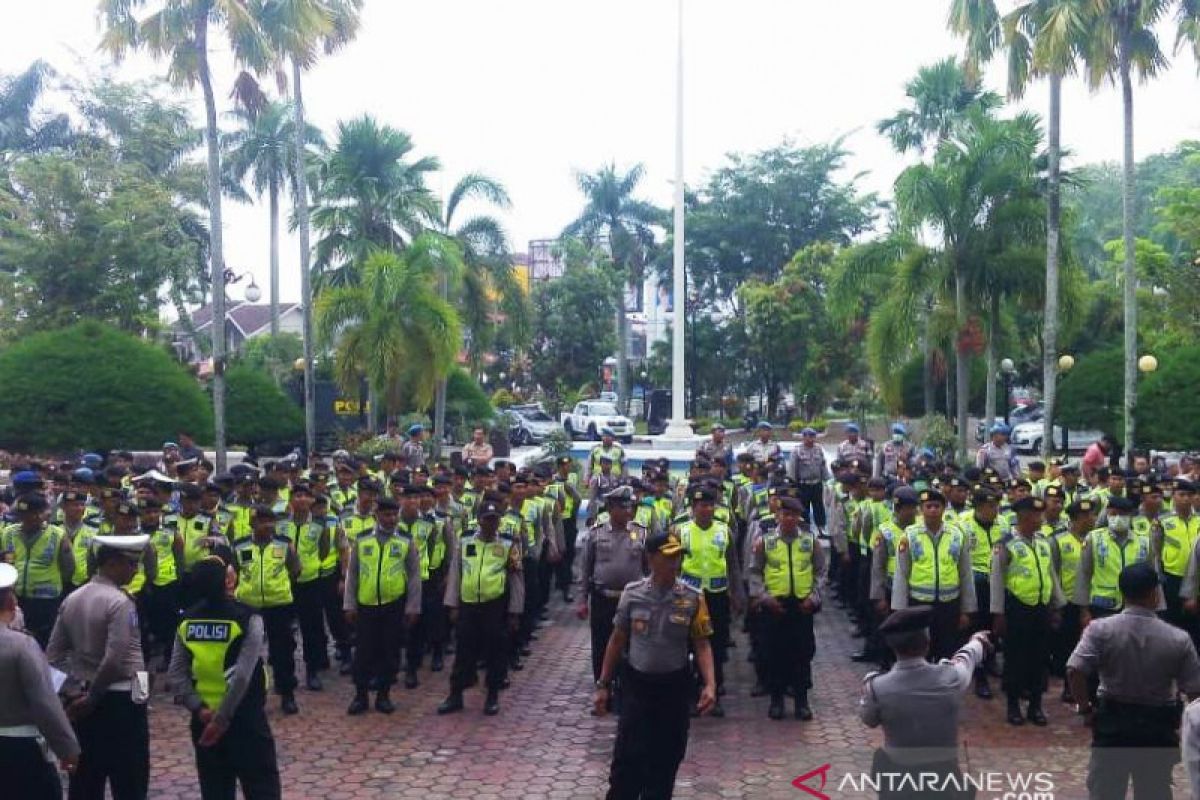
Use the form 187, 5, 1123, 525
3, 0, 1199, 306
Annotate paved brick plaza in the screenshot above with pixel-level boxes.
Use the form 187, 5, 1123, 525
142, 599, 1113, 799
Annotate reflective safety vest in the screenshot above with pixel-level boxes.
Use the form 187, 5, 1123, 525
518, 501, 542, 550
589, 444, 625, 474
1087, 528, 1150, 610
398, 517, 437, 580
499, 511, 524, 545
871, 520, 903, 579
963, 516, 1008, 575
1, 524, 65, 599
679, 520, 733, 593
225, 503, 254, 542
355, 531, 411, 607
634, 502, 656, 533
654, 496, 674, 526
318, 513, 340, 575
330, 485, 357, 514
276, 517, 325, 584
1054, 531, 1085, 599
1003, 534, 1054, 606
459, 534, 514, 604
903, 525, 966, 603
147, 526, 178, 586
1156, 514, 1200, 578
844, 497, 863, 548
172, 514, 215, 572
125, 560, 147, 596
547, 473, 580, 519
67, 523, 99, 586
233, 537, 293, 609
177, 606, 266, 712
340, 511, 376, 543
761, 531, 816, 599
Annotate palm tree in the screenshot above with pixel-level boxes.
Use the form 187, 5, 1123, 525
311, 116, 440, 288
1083, 0, 1171, 455
949, 0, 1088, 454
878, 58, 1002, 417
315, 239, 461, 421
0, 61, 71, 156
563, 164, 663, 412
223, 101, 324, 334
99, 0, 275, 471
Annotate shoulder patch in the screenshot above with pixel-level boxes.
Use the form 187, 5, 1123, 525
676, 579, 702, 595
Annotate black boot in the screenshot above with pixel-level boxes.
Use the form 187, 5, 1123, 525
306, 672, 323, 691
1027, 696, 1047, 726
375, 689, 395, 714
795, 692, 813, 721
974, 676, 992, 699
768, 695, 785, 720
437, 691, 464, 715
483, 690, 500, 716
346, 691, 369, 715
280, 693, 299, 715
1006, 696, 1025, 726
404, 670, 419, 689
430, 647, 444, 672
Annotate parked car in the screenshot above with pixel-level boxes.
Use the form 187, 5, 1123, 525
502, 404, 562, 446
561, 400, 635, 442
1009, 420, 1103, 454
975, 403, 1044, 443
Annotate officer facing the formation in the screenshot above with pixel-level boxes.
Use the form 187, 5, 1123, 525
594, 530, 716, 800
0, 562, 80, 800
748, 496, 825, 720
48, 535, 151, 800
1073, 496, 1150, 623
990, 496, 1063, 726
438, 497, 524, 716
1, 493, 74, 646
860, 608, 993, 800
789, 427, 832, 531
169, 555, 281, 800
1068, 563, 1200, 800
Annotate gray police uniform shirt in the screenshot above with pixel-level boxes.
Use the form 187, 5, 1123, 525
696, 439, 733, 468
614, 577, 712, 674
46, 574, 145, 701
587, 474, 622, 519
875, 441, 911, 479
790, 443, 831, 485
0, 624, 80, 759
341, 527, 423, 616
579, 520, 648, 595
890, 523, 978, 613
837, 439, 873, 464
975, 442, 1019, 481
1067, 605, 1200, 704
400, 440, 426, 469
860, 638, 985, 765
745, 439, 782, 464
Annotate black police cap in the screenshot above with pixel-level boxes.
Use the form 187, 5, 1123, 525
878, 607, 932, 636
1118, 563, 1159, 597
1010, 496, 1046, 514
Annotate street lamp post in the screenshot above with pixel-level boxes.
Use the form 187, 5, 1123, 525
1057, 354, 1075, 453
1134, 355, 1158, 463
1000, 358, 1016, 425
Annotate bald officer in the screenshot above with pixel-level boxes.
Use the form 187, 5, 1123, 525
48, 535, 150, 800
860, 608, 993, 800
0, 562, 80, 799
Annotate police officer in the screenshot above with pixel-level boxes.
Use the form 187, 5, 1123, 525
837, 422, 873, 464
60, 489, 99, 592
438, 497, 524, 716
745, 421, 782, 463
344, 496, 422, 715
587, 454, 623, 525
976, 423, 1019, 481
866, 487, 919, 667
47, 534, 150, 800
991, 496, 1063, 726
1, 493, 74, 646
677, 484, 744, 717
1153, 479, 1200, 638
961, 490, 1008, 698
875, 423, 912, 480
1068, 563, 1200, 800
748, 496, 825, 720
548, 456, 583, 602
594, 529, 716, 799
0, 562, 80, 799
587, 428, 627, 481
790, 427, 832, 531
401, 424, 427, 469
696, 423, 733, 471
1073, 495, 1150, 623
171, 482, 217, 606
578, 486, 648, 689
1050, 498, 1097, 698
169, 555, 281, 800
860, 608, 993, 800
891, 489, 976, 662
232, 507, 302, 715
275, 482, 331, 691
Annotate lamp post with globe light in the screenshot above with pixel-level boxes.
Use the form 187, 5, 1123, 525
1054, 355, 1075, 453
999, 358, 1016, 425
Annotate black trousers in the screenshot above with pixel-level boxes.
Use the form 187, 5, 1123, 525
147, 580, 181, 658
971, 572, 994, 679
190, 707, 281, 800
910, 599, 963, 662
872, 749, 968, 800
703, 590, 731, 690
1050, 603, 1082, 677
320, 572, 352, 659
589, 591, 621, 681
797, 483, 826, 528
843, 547, 861, 610
607, 666, 691, 800
353, 601, 404, 691
293, 580, 329, 674
449, 598, 508, 693
537, 550, 554, 610
406, 568, 447, 672
1088, 699, 1179, 800
0, 735, 61, 800
1001, 597, 1049, 697
69, 690, 149, 800
519, 556, 539, 644
259, 605, 298, 695
747, 604, 769, 685
555, 518, 579, 594
763, 598, 816, 697
20, 596, 61, 648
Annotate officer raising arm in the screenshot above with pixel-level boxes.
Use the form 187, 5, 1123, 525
594, 530, 716, 800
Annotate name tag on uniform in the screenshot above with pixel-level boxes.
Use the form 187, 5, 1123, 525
272, 545, 286, 558
389, 544, 401, 557
362, 544, 376, 557
668, 613, 689, 625
490, 544, 506, 558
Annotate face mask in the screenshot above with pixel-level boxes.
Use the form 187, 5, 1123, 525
1109, 516, 1131, 535
892, 434, 904, 444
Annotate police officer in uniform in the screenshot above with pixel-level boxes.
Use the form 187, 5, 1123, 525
594, 529, 716, 800
0, 562, 80, 799
169, 555, 281, 800
1, 493, 74, 646
748, 496, 825, 720
48, 535, 150, 800
1073, 496, 1150, 624
990, 496, 1063, 726
961, 490, 1008, 698
1050, 498, 1097, 697
438, 497, 524, 716
789, 427, 832, 531
1068, 563, 1200, 800
275, 483, 331, 691
860, 608, 993, 800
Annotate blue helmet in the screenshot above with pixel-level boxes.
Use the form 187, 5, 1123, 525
891, 423, 907, 436
990, 423, 1011, 436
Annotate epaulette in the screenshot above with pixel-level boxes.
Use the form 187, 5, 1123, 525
862, 670, 880, 684
675, 579, 701, 595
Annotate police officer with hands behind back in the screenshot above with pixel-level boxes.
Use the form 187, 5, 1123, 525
594, 529, 716, 800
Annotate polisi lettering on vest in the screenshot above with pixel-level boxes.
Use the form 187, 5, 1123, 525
186, 621, 232, 641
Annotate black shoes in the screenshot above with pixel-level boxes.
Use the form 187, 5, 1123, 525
437, 692, 464, 715
768, 696, 785, 720
975, 678, 993, 700
430, 651, 444, 672
850, 651, 877, 664
281, 694, 299, 715
1007, 699, 1025, 726
347, 693, 369, 715
375, 691, 395, 714
1027, 699, 1048, 726
306, 673, 323, 691
484, 690, 500, 716
795, 694, 813, 721
404, 672, 419, 689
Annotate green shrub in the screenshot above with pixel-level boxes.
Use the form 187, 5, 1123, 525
0, 321, 212, 452
491, 388, 517, 409
1057, 348, 1123, 435
899, 355, 987, 417
1138, 347, 1200, 450
788, 417, 828, 434
223, 365, 303, 448
446, 368, 493, 425
918, 414, 958, 459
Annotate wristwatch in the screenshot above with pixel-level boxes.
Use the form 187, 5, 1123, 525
595, 679, 611, 690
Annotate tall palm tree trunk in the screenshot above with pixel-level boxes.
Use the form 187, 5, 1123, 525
1041, 72, 1062, 457
432, 270, 449, 458
269, 178, 280, 335
1119, 34, 1137, 460
197, 8, 227, 472
292, 60, 316, 456
615, 300, 630, 413
954, 265, 970, 460
984, 293, 999, 428
923, 304, 935, 416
